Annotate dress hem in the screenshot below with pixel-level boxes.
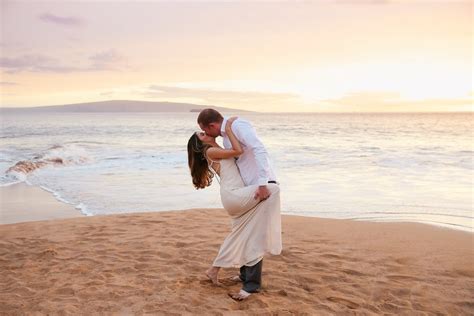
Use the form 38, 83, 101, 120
212, 249, 282, 268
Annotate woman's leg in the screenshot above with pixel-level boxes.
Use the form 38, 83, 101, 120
205, 266, 221, 285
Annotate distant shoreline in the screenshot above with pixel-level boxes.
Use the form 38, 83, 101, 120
1, 99, 471, 114
0, 99, 250, 113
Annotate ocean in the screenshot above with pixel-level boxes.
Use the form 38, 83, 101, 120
0, 112, 472, 232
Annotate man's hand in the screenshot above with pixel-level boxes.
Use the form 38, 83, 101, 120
225, 116, 238, 131
254, 185, 271, 201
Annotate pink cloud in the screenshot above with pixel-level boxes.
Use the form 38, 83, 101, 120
0, 54, 78, 73
0, 49, 128, 73
38, 12, 84, 27
88, 49, 127, 71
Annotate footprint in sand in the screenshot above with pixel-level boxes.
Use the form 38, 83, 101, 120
341, 269, 366, 277
381, 302, 404, 312
385, 274, 421, 282
321, 253, 343, 260
38, 248, 58, 258
54, 286, 76, 296
453, 269, 474, 278
312, 260, 330, 268
147, 220, 165, 224
134, 263, 150, 270
327, 296, 360, 309
154, 251, 172, 259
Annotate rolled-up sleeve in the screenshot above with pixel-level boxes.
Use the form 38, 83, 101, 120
233, 120, 270, 186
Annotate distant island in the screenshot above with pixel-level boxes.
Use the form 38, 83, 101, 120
0, 100, 250, 113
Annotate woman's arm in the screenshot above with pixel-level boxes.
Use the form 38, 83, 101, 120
206, 117, 243, 160
225, 117, 243, 153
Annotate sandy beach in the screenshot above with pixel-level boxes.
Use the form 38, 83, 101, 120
0, 186, 473, 315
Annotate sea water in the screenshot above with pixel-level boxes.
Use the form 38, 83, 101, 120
1, 112, 472, 232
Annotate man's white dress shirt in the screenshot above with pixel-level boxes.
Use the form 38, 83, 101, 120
220, 117, 277, 186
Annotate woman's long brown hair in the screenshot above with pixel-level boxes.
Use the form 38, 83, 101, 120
187, 133, 214, 189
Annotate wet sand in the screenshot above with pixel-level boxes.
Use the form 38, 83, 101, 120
0, 183, 83, 224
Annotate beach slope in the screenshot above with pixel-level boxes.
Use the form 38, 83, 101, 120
0, 209, 472, 314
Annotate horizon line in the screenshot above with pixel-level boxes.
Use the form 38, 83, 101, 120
0, 99, 472, 114
0, 109, 471, 114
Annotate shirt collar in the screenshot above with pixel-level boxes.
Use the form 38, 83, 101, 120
220, 116, 228, 136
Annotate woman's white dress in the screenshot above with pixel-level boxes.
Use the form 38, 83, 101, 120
211, 157, 282, 268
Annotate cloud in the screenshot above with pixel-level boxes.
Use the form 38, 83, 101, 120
0, 49, 129, 73
141, 85, 472, 112
332, 0, 391, 4
88, 49, 126, 71
142, 85, 302, 111
331, 0, 458, 3
38, 12, 84, 27
0, 40, 29, 50
100, 91, 115, 97
0, 54, 80, 73
321, 91, 473, 112
147, 84, 296, 100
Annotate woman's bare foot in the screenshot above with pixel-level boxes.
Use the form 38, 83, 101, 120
205, 267, 221, 286
228, 289, 251, 301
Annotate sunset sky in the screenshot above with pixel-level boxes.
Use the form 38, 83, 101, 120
0, 0, 472, 112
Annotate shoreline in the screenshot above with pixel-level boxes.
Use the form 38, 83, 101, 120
0, 182, 472, 234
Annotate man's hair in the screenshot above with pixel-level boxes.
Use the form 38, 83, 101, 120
197, 108, 223, 127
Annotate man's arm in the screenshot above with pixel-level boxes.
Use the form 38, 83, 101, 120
233, 120, 270, 185
233, 120, 272, 200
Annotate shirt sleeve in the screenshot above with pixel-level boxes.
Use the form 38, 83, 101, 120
232, 120, 270, 186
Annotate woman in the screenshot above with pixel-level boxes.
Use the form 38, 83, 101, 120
187, 117, 282, 300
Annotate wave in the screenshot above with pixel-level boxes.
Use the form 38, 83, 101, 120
37, 184, 94, 217
3, 144, 92, 182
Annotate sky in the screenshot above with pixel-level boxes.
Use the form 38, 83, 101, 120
0, 0, 472, 112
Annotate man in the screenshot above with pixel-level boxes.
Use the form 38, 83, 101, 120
197, 108, 279, 300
